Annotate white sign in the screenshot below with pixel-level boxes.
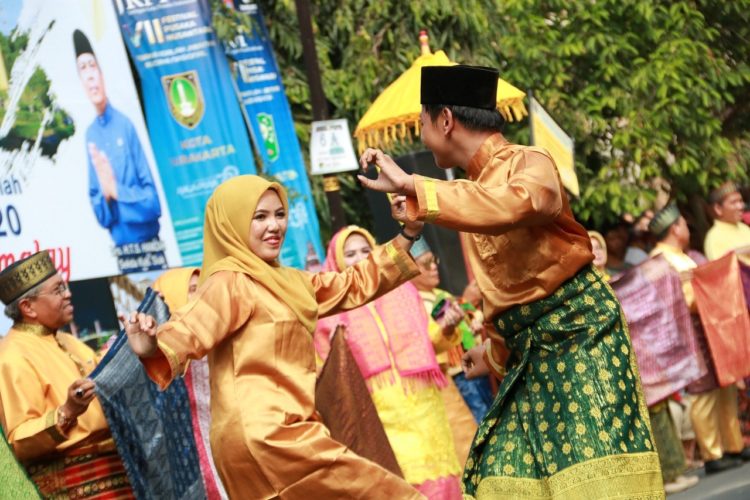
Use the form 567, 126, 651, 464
310, 119, 359, 175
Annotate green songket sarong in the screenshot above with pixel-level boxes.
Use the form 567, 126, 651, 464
1, 427, 41, 500
462, 266, 664, 499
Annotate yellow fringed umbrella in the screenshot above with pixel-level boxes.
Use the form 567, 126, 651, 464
354, 31, 528, 153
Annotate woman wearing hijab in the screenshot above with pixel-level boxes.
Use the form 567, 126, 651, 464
124, 176, 423, 499
315, 225, 463, 500
152, 268, 228, 500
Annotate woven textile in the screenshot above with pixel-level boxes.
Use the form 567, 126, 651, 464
315, 327, 403, 478
90, 289, 205, 500
610, 256, 705, 405
693, 253, 750, 386
462, 266, 663, 499
0, 427, 40, 499
26, 450, 133, 499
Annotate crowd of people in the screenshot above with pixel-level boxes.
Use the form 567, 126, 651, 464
0, 63, 748, 500
586, 181, 750, 494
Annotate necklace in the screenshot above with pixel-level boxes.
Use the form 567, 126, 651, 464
53, 334, 88, 377
16, 323, 88, 376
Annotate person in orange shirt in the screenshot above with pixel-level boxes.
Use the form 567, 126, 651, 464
123, 175, 423, 499
358, 64, 662, 499
0, 251, 133, 498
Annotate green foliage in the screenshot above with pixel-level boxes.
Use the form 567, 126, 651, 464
241, 0, 750, 234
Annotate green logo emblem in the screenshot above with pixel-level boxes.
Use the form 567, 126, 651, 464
257, 113, 279, 162
162, 71, 205, 129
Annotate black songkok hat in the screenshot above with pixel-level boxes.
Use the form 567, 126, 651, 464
0, 252, 57, 305
73, 29, 95, 58
421, 65, 499, 110
648, 203, 680, 237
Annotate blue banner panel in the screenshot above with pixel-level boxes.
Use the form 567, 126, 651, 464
113, 0, 257, 266
224, 0, 324, 270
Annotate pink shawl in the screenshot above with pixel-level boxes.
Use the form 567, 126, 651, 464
315, 226, 446, 390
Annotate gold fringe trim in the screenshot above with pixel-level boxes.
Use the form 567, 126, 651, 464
355, 98, 528, 154
465, 452, 663, 500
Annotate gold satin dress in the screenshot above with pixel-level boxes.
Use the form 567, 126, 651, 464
143, 242, 424, 499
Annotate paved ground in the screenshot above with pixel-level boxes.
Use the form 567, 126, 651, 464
671, 461, 750, 499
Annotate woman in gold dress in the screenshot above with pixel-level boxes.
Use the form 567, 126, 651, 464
124, 175, 424, 499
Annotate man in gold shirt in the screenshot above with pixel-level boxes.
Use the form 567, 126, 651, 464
0, 252, 133, 498
649, 204, 749, 474
359, 64, 663, 499
704, 182, 750, 261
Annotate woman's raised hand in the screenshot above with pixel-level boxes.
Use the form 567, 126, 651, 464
120, 311, 159, 358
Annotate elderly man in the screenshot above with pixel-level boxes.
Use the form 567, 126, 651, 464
359, 64, 662, 499
704, 182, 750, 260
0, 252, 133, 498
649, 203, 749, 474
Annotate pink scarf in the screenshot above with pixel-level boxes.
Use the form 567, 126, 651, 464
315, 226, 446, 390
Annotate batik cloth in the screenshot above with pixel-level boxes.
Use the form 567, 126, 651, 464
609, 256, 705, 405
26, 449, 133, 499
462, 266, 663, 499
91, 290, 205, 500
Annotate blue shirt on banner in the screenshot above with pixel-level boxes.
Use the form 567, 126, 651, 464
87, 103, 161, 246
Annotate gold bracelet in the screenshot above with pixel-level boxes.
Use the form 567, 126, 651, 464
56, 407, 75, 431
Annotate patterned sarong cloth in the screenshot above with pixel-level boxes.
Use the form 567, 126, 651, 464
90, 289, 206, 500
693, 253, 750, 386
316, 327, 404, 478
610, 256, 705, 405
26, 449, 133, 499
462, 266, 664, 499
1, 427, 41, 499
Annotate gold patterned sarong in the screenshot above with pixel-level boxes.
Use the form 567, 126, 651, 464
463, 266, 664, 499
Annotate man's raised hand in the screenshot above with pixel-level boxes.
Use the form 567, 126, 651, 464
357, 148, 415, 196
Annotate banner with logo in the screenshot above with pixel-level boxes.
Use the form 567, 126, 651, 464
0, 0, 181, 284
114, 0, 257, 266
223, 0, 323, 270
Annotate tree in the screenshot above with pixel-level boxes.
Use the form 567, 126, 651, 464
251, 0, 750, 239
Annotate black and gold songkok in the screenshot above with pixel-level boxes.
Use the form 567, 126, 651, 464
0, 252, 57, 305
648, 202, 680, 237
420, 65, 499, 110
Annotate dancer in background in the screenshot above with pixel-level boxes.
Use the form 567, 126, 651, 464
315, 225, 463, 499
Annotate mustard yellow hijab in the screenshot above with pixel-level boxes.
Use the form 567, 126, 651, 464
152, 267, 200, 311
199, 175, 318, 332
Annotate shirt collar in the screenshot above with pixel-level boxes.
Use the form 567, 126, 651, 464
14, 322, 56, 336
714, 219, 741, 230
466, 133, 512, 180
96, 102, 113, 126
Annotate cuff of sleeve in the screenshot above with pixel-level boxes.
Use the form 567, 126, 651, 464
384, 240, 420, 280
412, 175, 440, 223
44, 409, 69, 443
483, 338, 507, 379
142, 340, 184, 390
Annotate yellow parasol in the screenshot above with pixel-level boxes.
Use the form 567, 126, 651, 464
354, 31, 528, 153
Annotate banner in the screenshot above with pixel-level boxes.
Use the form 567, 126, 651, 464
114, 0, 257, 267
529, 95, 579, 197
0, 0, 181, 281
223, 0, 323, 270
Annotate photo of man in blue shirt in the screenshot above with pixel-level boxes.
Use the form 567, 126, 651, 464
73, 29, 162, 249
